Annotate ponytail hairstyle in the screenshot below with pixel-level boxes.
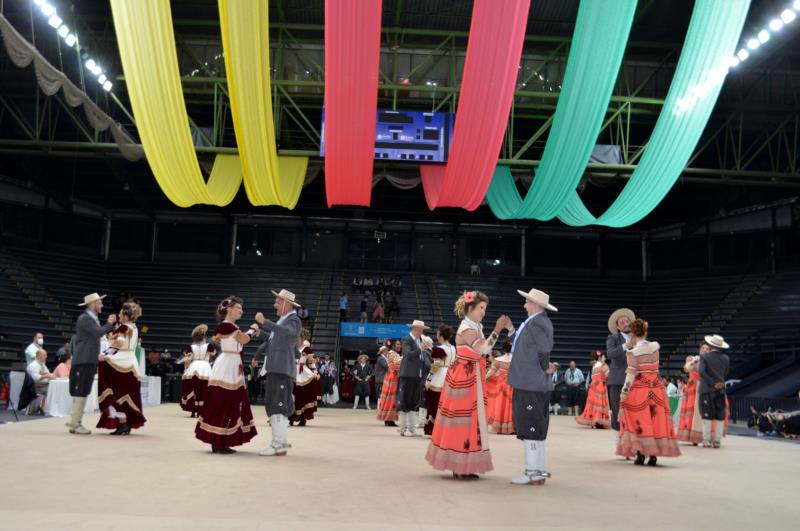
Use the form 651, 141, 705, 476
454, 290, 489, 319
120, 301, 142, 323
216, 295, 243, 321
630, 319, 648, 338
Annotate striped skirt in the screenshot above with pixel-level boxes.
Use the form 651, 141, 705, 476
576, 373, 610, 428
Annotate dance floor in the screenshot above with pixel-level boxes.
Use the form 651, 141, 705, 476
1, 404, 798, 530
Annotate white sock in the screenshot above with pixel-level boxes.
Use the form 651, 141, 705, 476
713, 421, 723, 443
538, 441, 546, 471
365, 397, 371, 409
702, 420, 712, 442
524, 441, 536, 472
353, 396, 360, 409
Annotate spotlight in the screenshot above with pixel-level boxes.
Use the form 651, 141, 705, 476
98, 74, 107, 84
794, 0, 800, 10
40, 3, 55, 16
47, 15, 62, 28
780, 9, 796, 24
757, 30, 770, 44
102, 81, 112, 91
736, 48, 749, 61
769, 18, 784, 31
727, 56, 740, 67
34, 0, 47, 6
90, 65, 101, 76
85, 59, 96, 70
65, 34, 76, 47
746, 38, 759, 50
57, 25, 69, 38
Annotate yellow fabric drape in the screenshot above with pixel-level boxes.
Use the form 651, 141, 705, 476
110, 0, 239, 207
218, 0, 307, 208
207, 154, 243, 205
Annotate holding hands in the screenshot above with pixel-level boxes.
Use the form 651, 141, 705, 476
254, 312, 265, 325
107, 314, 117, 325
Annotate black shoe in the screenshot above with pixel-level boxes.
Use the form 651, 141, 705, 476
289, 420, 295, 427
385, 421, 397, 427
634, 452, 645, 466
191, 412, 198, 418
110, 424, 130, 436
647, 456, 658, 467
298, 419, 307, 427
212, 446, 236, 454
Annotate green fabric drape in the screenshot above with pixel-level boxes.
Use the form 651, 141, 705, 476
558, 0, 751, 227
485, 0, 638, 220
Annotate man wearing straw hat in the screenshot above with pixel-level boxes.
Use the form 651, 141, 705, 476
606, 307, 636, 451
68, 292, 117, 434
397, 320, 432, 437
252, 289, 302, 456
508, 288, 558, 486
698, 334, 731, 448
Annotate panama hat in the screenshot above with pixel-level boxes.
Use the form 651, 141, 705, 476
517, 289, 558, 312
78, 292, 106, 307
704, 334, 730, 349
608, 308, 635, 334
271, 289, 301, 308
406, 320, 430, 329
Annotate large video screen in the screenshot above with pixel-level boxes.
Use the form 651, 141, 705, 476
321, 109, 454, 163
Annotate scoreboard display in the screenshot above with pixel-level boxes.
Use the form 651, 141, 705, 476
321, 109, 454, 163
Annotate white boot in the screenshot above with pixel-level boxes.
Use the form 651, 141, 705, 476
417, 407, 427, 428
365, 397, 371, 410
511, 441, 546, 485
702, 420, 713, 447
713, 420, 723, 448
260, 415, 289, 456
398, 411, 409, 436
353, 396, 360, 410
406, 410, 417, 436
68, 397, 91, 435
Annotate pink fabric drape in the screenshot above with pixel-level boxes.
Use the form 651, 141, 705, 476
420, 0, 530, 211
323, 0, 383, 207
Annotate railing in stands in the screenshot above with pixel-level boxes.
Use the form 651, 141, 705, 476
729, 396, 799, 423
727, 326, 800, 378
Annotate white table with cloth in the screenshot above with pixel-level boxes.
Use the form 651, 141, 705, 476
43, 377, 99, 417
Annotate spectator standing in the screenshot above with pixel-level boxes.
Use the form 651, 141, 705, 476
339, 293, 349, 321
564, 361, 585, 416
24, 332, 44, 365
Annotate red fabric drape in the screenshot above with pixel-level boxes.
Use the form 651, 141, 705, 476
420, 0, 530, 211
323, 0, 383, 207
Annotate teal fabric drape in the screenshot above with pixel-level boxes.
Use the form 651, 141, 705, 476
485, 0, 638, 220
558, 0, 751, 227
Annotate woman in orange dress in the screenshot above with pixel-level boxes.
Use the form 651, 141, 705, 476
425, 291, 511, 479
678, 344, 729, 444
576, 351, 610, 429
376, 349, 401, 426
617, 319, 681, 466
487, 345, 514, 434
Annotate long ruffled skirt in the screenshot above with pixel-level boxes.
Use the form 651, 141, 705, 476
576, 374, 610, 428
376, 365, 400, 422
489, 369, 514, 434
194, 353, 256, 448
617, 370, 681, 458
425, 347, 493, 475
96, 359, 146, 430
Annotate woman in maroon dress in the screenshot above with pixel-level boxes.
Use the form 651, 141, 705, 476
96, 301, 146, 435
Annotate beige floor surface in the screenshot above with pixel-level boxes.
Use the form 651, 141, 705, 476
1, 404, 798, 530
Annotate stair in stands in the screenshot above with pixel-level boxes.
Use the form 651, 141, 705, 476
665, 273, 769, 371
0, 252, 72, 342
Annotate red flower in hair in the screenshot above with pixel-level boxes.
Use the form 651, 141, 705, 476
464, 291, 476, 303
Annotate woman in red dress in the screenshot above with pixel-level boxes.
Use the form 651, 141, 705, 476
678, 345, 729, 444
576, 351, 611, 429
423, 326, 456, 436
376, 348, 401, 426
96, 301, 146, 435
195, 296, 257, 454
179, 324, 215, 418
487, 343, 514, 434
425, 291, 511, 479
617, 319, 681, 465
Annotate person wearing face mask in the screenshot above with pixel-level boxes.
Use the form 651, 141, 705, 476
194, 296, 257, 454
251, 289, 302, 457
24, 332, 45, 365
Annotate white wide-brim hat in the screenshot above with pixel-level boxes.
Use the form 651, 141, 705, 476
271, 289, 301, 308
78, 292, 106, 307
406, 320, 430, 329
517, 289, 558, 312
608, 308, 636, 334
704, 334, 730, 349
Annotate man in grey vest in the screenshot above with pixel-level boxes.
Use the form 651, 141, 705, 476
606, 308, 635, 452
397, 320, 432, 437
69, 293, 116, 434
508, 288, 558, 486
253, 289, 302, 456
698, 334, 731, 448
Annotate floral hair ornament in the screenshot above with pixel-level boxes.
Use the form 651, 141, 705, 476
218, 296, 234, 312
463, 291, 476, 304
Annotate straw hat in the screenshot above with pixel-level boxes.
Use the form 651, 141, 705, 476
406, 320, 430, 330
191, 324, 208, 337
516, 289, 558, 312
704, 334, 730, 349
78, 292, 106, 307
608, 308, 636, 334
271, 289, 301, 308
